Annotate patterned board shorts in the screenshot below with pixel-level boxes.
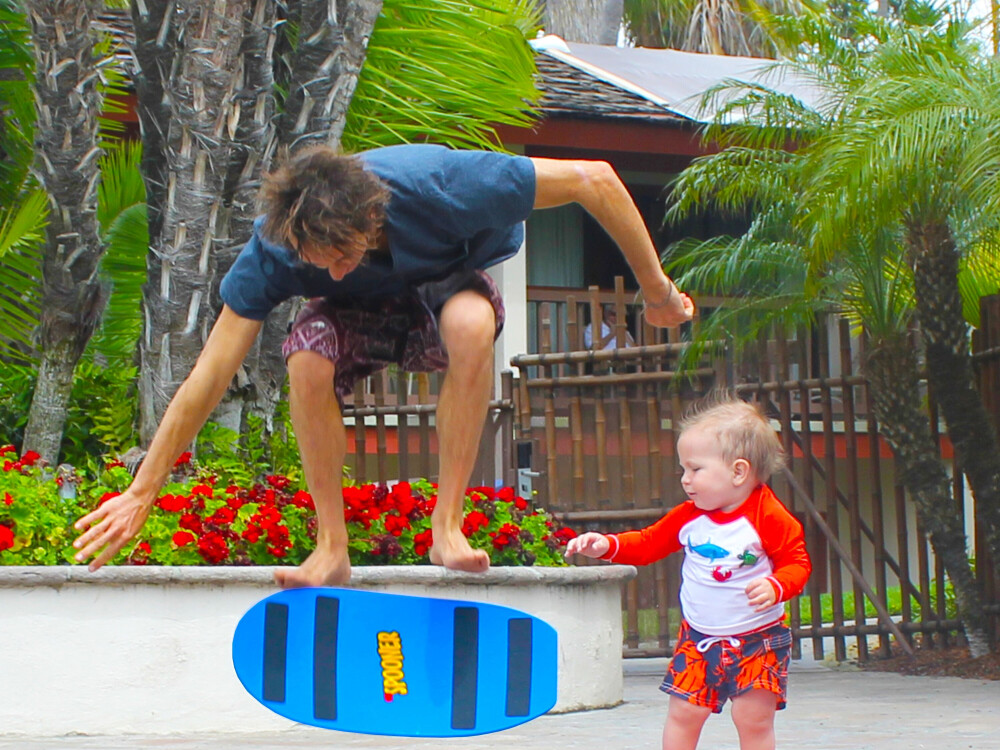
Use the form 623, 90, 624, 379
281, 269, 505, 405
660, 620, 792, 713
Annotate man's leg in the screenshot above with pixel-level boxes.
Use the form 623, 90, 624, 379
428, 289, 496, 572
274, 350, 352, 588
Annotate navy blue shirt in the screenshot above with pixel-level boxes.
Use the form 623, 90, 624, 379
220, 144, 536, 320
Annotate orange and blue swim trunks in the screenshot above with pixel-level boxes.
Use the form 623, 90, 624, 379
661, 620, 792, 713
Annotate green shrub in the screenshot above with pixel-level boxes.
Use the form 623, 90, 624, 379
0, 446, 576, 567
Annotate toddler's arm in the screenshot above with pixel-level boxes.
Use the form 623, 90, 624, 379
565, 532, 610, 559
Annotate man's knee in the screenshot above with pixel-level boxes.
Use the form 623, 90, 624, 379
439, 291, 496, 353
287, 350, 336, 392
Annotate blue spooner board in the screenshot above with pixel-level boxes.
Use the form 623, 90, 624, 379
232, 587, 558, 737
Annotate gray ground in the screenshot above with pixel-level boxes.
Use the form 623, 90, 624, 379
4, 659, 998, 749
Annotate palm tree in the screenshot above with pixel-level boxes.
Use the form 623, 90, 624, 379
664, 11, 998, 655
623, 0, 805, 56
20, 0, 111, 464
798, 39, 1000, 593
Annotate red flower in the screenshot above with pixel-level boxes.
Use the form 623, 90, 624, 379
197, 531, 229, 564
3, 492, 12, 506
514, 496, 529, 511
497, 487, 515, 503
241, 526, 260, 543
104, 459, 126, 470
190, 484, 213, 498
172, 531, 195, 547
552, 527, 577, 544
20, 450, 40, 467
0, 445, 15, 456
462, 510, 490, 537
174, 451, 192, 467
156, 494, 192, 512
384, 514, 411, 537
413, 529, 433, 556
266, 474, 290, 490
226, 494, 245, 510
0, 524, 14, 551
208, 506, 236, 526
291, 490, 315, 510
179, 513, 203, 534
489, 522, 522, 550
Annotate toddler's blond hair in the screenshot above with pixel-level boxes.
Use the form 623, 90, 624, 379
678, 392, 785, 482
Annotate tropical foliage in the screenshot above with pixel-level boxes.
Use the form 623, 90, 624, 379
664, 4, 1000, 654
623, 0, 807, 56
0, 445, 577, 567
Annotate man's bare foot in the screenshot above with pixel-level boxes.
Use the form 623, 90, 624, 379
274, 545, 352, 589
428, 527, 490, 573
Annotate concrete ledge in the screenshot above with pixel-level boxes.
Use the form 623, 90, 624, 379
0, 564, 635, 736
0, 563, 634, 588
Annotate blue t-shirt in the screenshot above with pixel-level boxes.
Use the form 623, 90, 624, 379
220, 144, 536, 320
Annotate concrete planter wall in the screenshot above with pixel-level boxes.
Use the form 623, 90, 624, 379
0, 564, 635, 736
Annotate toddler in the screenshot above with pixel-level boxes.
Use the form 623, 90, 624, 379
567, 394, 811, 750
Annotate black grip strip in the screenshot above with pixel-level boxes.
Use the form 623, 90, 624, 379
313, 596, 340, 721
505, 618, 533, 716
262, 602, 289, 703
451, 607, 479, 730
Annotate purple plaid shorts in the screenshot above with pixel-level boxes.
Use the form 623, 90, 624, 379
282, 269, 505, 403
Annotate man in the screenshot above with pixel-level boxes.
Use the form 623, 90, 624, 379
584, 303, 636, 351
73, 144, 694, 588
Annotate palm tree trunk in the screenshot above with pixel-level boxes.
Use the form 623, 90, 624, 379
137, 0, 269, 443
906, 220, 1000, 583
278, 0, 383, 150
542, 0, 624, 45
128, 0, 176, 245
864, 339, 993, 657
21, 0, 107, 464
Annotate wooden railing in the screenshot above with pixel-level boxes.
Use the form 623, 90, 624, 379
337, 284, 1000, 661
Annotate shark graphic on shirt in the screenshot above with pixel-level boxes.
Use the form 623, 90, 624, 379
686, 539, 730, 561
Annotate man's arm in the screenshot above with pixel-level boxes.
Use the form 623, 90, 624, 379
73, 305, 264, 570
530, 158, 694, 327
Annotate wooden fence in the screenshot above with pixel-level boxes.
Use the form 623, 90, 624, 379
339, 285, 1000, 662
511, 287, 1000, 661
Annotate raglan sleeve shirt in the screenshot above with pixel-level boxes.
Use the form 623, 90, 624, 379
599, 485, 811, 635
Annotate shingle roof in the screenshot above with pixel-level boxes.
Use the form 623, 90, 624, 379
534, 54, 689, 124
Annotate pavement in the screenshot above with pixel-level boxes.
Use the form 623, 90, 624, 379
3, 659, 998, 749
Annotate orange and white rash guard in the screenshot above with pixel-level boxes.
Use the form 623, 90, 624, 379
601, 484, 811, 636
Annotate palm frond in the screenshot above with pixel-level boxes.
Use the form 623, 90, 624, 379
342, 0, 541, 153
0, 189, 46, 359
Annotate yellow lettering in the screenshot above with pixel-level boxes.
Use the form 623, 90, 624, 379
376, 631, 407, 699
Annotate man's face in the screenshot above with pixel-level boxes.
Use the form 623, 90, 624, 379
300, 236, 365, 281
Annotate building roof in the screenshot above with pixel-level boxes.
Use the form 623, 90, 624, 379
531, 35, 823, 124
534, 54, 688, 125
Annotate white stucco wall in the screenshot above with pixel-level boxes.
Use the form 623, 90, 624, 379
0, 565, 634, 737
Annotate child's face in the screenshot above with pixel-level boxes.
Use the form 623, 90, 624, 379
676, 425, 752, 513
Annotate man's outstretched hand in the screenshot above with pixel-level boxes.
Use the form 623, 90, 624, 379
73, 489, 153, 571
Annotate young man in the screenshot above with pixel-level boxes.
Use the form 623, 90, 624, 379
73, 144, 694, 588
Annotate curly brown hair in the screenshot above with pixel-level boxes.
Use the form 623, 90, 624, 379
259, 146, 390, 262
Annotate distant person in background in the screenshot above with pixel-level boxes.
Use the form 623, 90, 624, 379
584, 303, 636, 351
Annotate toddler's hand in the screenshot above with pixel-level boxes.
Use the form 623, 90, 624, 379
745, 578, 777, 611
565, 532, 610, 559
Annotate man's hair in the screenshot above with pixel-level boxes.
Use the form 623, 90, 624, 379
259, 146, 390, 261
678, 391, 785, 482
